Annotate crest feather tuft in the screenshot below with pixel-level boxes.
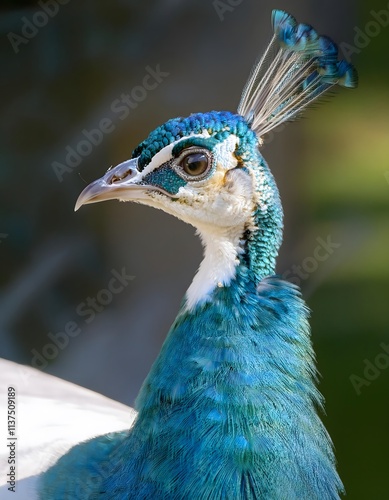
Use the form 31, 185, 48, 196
237, 10, 358, 139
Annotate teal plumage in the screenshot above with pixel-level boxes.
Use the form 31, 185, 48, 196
40, 9, 357, 499
102, 278, 338, 499
41, 274, 339, 499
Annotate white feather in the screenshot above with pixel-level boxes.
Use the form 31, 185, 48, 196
185, 227, 242, 311
0, 358, 136, 499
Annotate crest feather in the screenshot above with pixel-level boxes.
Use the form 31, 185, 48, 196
237, 10, 358, 139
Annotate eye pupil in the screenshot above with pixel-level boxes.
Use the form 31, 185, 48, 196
181, 152, 209, 177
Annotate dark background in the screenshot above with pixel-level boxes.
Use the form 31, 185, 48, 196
1, 1, 388, 498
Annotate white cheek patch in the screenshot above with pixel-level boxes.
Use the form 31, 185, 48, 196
213, 134, 239, 172
140, 130, 212, 177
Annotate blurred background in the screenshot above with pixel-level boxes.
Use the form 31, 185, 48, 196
0, 0, 388, 497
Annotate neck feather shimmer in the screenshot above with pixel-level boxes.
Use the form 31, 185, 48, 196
100, 265, 343, 498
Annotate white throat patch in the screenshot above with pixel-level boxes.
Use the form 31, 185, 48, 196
185, 225, 244, 311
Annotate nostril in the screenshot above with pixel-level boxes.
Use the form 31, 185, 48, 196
108, 169, 133, 184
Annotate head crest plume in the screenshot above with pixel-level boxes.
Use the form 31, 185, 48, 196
237, 10, 358, 139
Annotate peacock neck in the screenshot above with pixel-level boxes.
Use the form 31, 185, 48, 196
185, 156, 284, 312
184, 147, 284, 313
136, 264, 318, 417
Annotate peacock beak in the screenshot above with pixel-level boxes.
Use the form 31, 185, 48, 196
75, 158, 152, 211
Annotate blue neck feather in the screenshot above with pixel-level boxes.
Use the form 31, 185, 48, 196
238, 146, 284, 283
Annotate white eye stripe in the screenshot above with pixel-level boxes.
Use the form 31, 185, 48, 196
140, 132, 239, 186
140, 131, 212, 177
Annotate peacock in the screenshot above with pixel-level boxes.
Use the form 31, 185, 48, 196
0, 10, 357, 499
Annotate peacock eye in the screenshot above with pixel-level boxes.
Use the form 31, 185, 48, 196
181, 153, 208, 176
177, 150, 212, 179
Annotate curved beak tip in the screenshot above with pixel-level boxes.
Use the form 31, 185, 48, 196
74, 185, 95, 212
73, 176, 111, 213
74, 199, 82, 212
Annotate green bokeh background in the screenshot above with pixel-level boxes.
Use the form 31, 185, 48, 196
1, 1, 388, 498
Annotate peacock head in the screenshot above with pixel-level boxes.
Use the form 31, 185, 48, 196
75, 10, 357, 282
75, 111, 267, 235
